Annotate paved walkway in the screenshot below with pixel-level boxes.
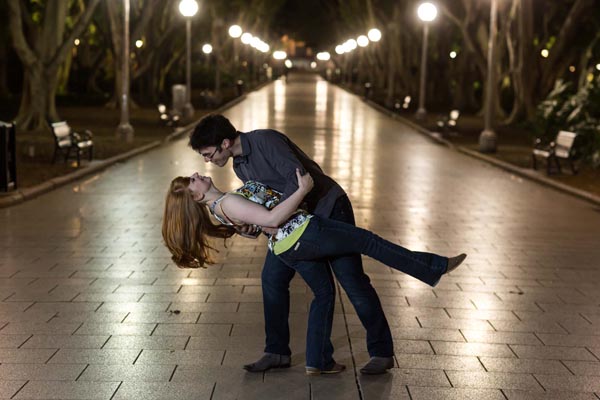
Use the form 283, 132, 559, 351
1, 74, 600, 400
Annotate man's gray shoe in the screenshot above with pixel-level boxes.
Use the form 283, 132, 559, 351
360, 357, 394, 375
243, 353, 291, 372
446, 253, 467, 273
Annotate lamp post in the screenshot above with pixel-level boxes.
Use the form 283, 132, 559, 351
179, 0, 198, 120
228, 25, 242, 62
416, 2, 437, 120
116, 0, 134, 141
202, 43, 213, 86
479, 0, 498, 152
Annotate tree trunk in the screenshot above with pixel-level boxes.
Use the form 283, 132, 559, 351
7, 0, 101, 131
0, 41, 9, 96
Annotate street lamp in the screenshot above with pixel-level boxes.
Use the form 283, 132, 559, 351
179, 0, 198, 119
367, 28, 382, 42
228, 25, 242, 39
479, 0, 498, 152
116, 0, 134, 141
416, 2, 437, 120
228, 25, 242, 80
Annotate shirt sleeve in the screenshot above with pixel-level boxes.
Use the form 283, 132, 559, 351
259, 131, 306, 201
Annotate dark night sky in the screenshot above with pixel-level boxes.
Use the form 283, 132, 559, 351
272, 0, 339, 50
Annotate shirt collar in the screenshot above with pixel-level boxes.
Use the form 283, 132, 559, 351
233, 131, 250, 166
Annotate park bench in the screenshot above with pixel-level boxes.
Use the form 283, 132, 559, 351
48, 120, 93, 167
532, 130, 578, 174
436, 109, 460, 133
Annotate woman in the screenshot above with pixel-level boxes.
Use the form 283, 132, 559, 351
162, 170, 466, 374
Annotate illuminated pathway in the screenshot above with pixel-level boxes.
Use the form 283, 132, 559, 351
1, 74, 599, 399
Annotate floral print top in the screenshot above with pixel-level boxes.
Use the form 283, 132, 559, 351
210, 181, 312, 252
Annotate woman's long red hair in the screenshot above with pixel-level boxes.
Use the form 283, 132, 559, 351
162, 176, 235, 268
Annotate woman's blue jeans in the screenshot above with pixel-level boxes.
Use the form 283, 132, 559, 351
276, 215, 448, 368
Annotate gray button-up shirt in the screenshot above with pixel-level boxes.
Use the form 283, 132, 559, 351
233, 129, 345, 218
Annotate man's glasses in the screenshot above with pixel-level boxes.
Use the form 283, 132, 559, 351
201, 146, 220, 161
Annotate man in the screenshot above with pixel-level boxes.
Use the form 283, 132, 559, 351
189, 114, 395, 375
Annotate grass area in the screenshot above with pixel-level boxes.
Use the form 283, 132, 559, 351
11, 106, 204, 188
1, 83, 253, 189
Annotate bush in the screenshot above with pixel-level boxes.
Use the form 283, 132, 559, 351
535, 77, 600, 167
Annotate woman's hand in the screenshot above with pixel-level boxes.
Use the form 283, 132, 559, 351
296, 168, 314, 194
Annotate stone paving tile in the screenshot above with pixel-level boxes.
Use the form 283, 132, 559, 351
134, 349, 224, 365
446, 371, 544, 390
73, 292, 143, 302
48, 349, 140, 364
27, 302, 100, 313
563, 360, 600, 376
152, 323, 232, 337
179, 285, 244, 295
95, 301, 170, 312
480, 356, 572, 374
0, 348, 56, 363
417, 316, 494, 331
103, 335, 189, 350
395, 354, 484, 371
186, 335, 268, 351
123, 311, 200, 323
378, 368, 451, 387
138, 293, 210, 303
78, 364, 175, 381
115, 284, 182, 294
360, 375, 411, 399
0, 334, 29, 348
49, 311, 128, 323
0, 381, 26, 399
445, 308, 520, 321
461, 329, 543, 345
509, 344, 598, 361
503, 390, 599, 399
170, 364, 260, 383
310, 373, 364, 400
73, 322, 156, 336
589, 347, 600, 360
534, 374, 600, 392
0, 363, 86, 380
489, 319, 568, 334
13, 381, 120, 400
112, 382, 214, 400
386, 327, 465, 342
392, 339, 435, 355
408, 386, 506, 400
431, 341, 515, 357
537, 333, 600, 347
20, 335, 108, 349
0, 321, 82, 335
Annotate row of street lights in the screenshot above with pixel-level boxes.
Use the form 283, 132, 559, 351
333, 28, 382, 56
318, 3, 498, 153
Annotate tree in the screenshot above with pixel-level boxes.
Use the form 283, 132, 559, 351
8, 0, 101, 131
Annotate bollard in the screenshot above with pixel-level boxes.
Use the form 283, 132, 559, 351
0, 121, 17, 192
171, 84, 186, 118
236, 80, 244, 96
364, 82, 372, 99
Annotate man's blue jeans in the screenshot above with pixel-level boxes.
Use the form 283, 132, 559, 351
261, 195, 396, 368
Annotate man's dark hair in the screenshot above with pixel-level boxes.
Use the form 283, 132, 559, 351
189, 114, 238, 151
